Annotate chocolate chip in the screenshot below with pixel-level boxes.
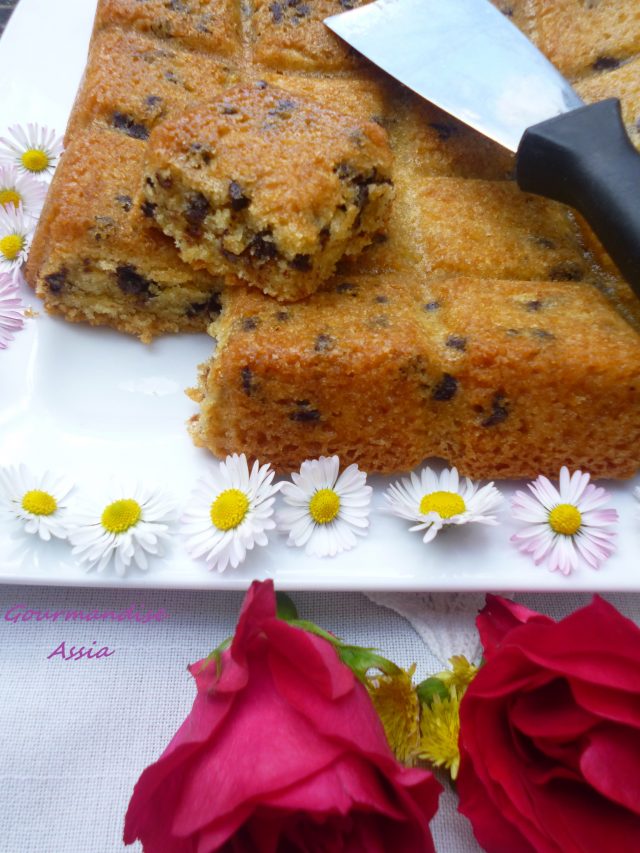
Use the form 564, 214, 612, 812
241, 367, 254, 396
290, 408, 320, 422
228, 180, 250, 211
525, 299, 543, 312
44, 269, 67, 294
184, 192, 210, 226
548, 262, 583, 282
531, 328, 555, 341
336, 281, 358, 295
115, 194, 133, 211
481, 393, 509, 427
145, 176, 154, 188
319, 226, 331, 247
249, 231, 278, 261
424, 301, 440, 312
186, 292, 222, 318
375, 295, 389, 304
242, 317, 259, 331
432, 373, 458, 401
270, 1, 283, 22
112, 112, 149, 140
314, 334, 335, 353
156, 171, 173, 189
116, 265, 152, 297
593, 56, 620, 71
446, 335, 467, 351
290, 253, 312, 271
340, 0, 355, 7
141, 201, 157, 218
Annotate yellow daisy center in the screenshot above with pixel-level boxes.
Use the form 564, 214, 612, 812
101, 499, 142, 534
309, 488, 340, 524
0, 233, 24, 261
549, 503, 582, 536
21, 489, 57, 516
419, 491, 465, 519
21, 149, 49, 173
0, 189, 21, 208
210, 488, 249, 531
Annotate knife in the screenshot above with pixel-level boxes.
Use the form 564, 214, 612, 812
325, 0, 640, 299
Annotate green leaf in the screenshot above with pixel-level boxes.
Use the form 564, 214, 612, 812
416, 677, 449, 706
199, 636, 232, 681
275, 592, 299, 621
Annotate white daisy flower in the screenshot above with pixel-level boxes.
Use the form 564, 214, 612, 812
0, 204, 33, 280
182, 453, 279, 572
69, 484, 175, 576
385, 466, 502, 543
0, 465, 74, 540
0, 166, 47, 218
0, 273, 23, 349
0, 123, 63, 177
278, 456, 372, 558
511, 466, 618, 575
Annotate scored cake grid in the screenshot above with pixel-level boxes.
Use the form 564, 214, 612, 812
25, 0, 640, 477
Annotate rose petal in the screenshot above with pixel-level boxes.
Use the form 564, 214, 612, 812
580, 725, 640, 815
263, 618, 354, 701
173, 645, 345, 837
571, 680, 640, 728
477, 595, 552, 657
457, 754, 537, 853
509, 680, 598, 740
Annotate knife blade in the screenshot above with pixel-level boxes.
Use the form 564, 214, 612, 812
325, 0, 640, 299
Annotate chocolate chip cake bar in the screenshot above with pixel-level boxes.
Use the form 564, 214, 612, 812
142, 82, 394, 301
26, 129, 223, 342
24, 0, 640, 478
189, 273, 640, 477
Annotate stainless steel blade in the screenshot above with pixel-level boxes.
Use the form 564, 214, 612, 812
325, 0, 584, 152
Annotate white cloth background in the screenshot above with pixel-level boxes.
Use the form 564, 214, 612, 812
1, 585, 640, 852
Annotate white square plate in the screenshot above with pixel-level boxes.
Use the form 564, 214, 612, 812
1, 0, 639, 591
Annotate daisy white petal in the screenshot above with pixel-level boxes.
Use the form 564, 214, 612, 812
0, 166, 47, 219
0, 464, 74, 540
69, 484, 175, 575
0, 273, 23, 349
0, 124, 63, 177
385, 466, 503, 543
278, 456, 372, 558
511, 467, 618, 575
182, 454, 279, 572
0, 204, 32, 279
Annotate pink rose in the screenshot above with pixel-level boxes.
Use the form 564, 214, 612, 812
458, 595, 640, 853
124, 580, 441, 851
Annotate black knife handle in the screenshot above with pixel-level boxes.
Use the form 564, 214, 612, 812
516, 99, 640, 298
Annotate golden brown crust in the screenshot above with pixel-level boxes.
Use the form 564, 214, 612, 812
66, 28, 238, 143
93, 0, 241, 57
